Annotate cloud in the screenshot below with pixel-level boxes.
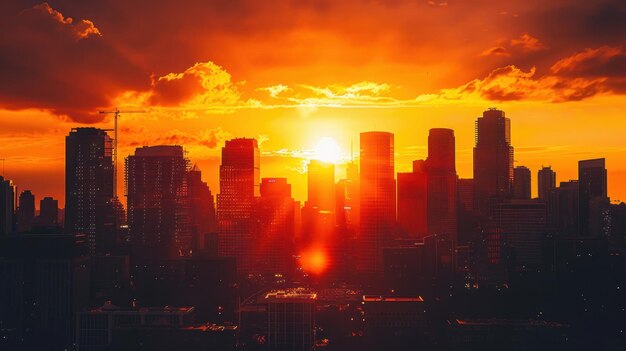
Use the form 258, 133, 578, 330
480, 46, 510, 57
0, 2, 149, 123
510, 33, 546, 52
125, 127, 231, 149
550, 46, 626, 79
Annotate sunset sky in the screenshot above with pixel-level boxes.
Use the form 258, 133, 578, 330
1, 0, 626, 207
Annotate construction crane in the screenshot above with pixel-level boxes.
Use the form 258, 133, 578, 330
99, 108, 146, 199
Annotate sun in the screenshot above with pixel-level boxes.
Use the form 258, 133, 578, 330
313, 137, 341, 164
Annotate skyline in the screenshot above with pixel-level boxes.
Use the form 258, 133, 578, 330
1, 1, 626, 206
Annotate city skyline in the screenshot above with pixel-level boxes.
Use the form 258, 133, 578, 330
1, 1, 626, 206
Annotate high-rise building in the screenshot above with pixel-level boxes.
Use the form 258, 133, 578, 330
513, 166, 531, 200
345, 161, 360, 231
358, 131, 396, 274
457, 178, 474, 213
578, 158, 608, 236
126, 145, 190, 257
426, 128, 457, 242
0, 176, 15, 236
255, 178, 295, 274
217, 138, 260, 273
39, 197, 59, 227
17, 190, 35, 232
548, 180, 580, 237
65, 128, 114, 254
187, 164, 217, 252
537, 166, 556, 201
397, 160, 428, 239
266, 290, 316, 351
306, 160, 335, 213
473, 108, 514, 216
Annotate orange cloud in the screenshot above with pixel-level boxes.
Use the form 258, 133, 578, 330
480, 46, 510, 57
510, 33, 546, 52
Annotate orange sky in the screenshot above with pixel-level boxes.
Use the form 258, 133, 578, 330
1, 1, 626, 207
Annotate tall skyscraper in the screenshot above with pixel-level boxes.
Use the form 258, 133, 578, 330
513, 166, 531, 200
65, 128, 114, 253
39, 197, 59, 227
217, 138, 260, 273
473, 108, 514, 216
306, 160, 335, 213
397, 160, 427, 239
126, 145, 190, 257
548, 180, 580, 236
537, 166, 556, 201
17, 190, 35, 232
578, 158, 608, 236
0, 176, 15, 236
255, 178, 296, 274
344, 161, 360, 231
358, 131, 396, 274
187, 164, 217, 252
426, 128, 457, 242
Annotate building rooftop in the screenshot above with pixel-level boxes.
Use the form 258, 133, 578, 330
84, 302, 194, 314
362, 295, 424, 303
265, 289, 317, 301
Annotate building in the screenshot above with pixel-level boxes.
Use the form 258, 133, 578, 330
217, 138, 260, 274
65, 128, 115, 253
493, 199, 547, 270
39, 196, 59, 226
126, 145, 191, 257
548, 180, 580, 237
358, 132, 396, 274
76, 303, 195, 351
426, 128, 457, 242
0, 176, 15, 236
578, 158, 608, 236
266, 290, 316, 351
473, 108, 514, 216
187, 164, 217, 252
397, 160, 428, 239
537, 166, 556, 201
513, 166, 531, 199
255, 178, 296, 275
17, 190, 35, 232
457, 178, 474, 213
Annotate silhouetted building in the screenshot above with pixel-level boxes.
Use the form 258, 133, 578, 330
344, 161, 360, 231
473, 109, 514, 216
426, 128, 457, 241
110, 324, 237, 351
126, 145, 191, 257
548, 180, 580, 237
578, 158, 608, 236
513, 166, 531, 199
255, 178, 296, 274
0, 176, 15, 236
397, 160, 427, 239
39, 196, 59, 226
457, 178, 474, 213
187, 164, 217, 252
266, 290, 316, 351
217, 138, 260, 274
358, 132, 396, 274
17, 190, 35, 232
65, 128, 114, 253
538, 166, 556, 201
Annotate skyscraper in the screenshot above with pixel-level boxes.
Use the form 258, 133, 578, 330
17, 190, 35, 232
426, 128, 457, 242
187, 164, 217, 252
473, 108, 514, 216
578, 158, 608, 236
0, 176, 15, 236
537, 166, 556, 201
397, 160, 427, 239
513, 166, 531, 200
126, 145, 190, 257
39, 197, 59, 227
217, 138, 260, 273
358, 131, 395, 274
65, 128, 114, 253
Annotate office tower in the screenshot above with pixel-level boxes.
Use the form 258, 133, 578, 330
457, 178, 474, 213
513, 166, 531, 199
345, 161, 360, 231
255, 178, 295, 274
473, 108, 514, 216
0, 176, 15, 236
217, 138, 260, 273
17, 190, 35, 232
457, 178, 479, 245
65, 128, 114, 254
397, 160, 428, 239
358, 131, 396, 274
187, 164, 217, 251
426, 128, 457, 241
548, 180, 580, 236
39, 197, 59, 226
578, 158, 608, 236
266, 290, 316, 351
306, 160, 335, 213
538, 166, 556, 200
126, 145, 190, 257
493, 200, 547, 270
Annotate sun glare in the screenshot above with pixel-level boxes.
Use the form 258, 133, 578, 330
300, 247, 328, 275
313, 137, 341, 164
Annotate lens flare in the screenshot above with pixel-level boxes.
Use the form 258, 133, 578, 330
300, 247, 328, 275
313, 137, 341, 164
